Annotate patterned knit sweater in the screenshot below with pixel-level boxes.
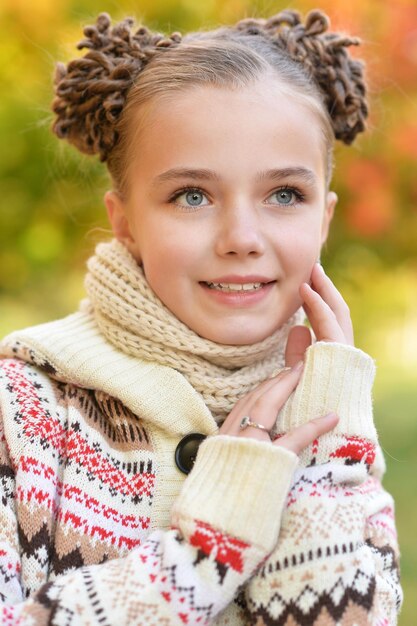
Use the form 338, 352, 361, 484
0, 312, 402, 625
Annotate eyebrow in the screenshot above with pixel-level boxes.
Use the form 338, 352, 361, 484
256, 167, 317, 186
152, 168, 221, 186
152, 166, 317, 186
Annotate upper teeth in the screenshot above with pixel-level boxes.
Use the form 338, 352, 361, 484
207, 282, 263, 291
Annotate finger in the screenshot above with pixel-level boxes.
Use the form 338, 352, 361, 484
310, 264, 354, 344
221, 363, 303, 438
285, 325, 312, 367
240, 362, 304, 434
218, 365, 295, 434
231, 365, 293, 413
274, 413, 339, 455
232, 369, 289, 418
300, 282, 346, 344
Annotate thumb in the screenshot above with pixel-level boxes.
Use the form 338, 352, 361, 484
274, 413, 339, 455
285, 325, 312, 368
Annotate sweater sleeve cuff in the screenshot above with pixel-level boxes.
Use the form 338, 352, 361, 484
274, 341, 377, 443
171, 435, 299, 554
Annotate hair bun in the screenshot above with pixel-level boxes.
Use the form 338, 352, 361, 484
274, 10, 367, 143
238, 9, 368, 144
51, 13, 182, 161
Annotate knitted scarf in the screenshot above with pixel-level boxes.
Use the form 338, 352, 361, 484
83, 239, 305, 421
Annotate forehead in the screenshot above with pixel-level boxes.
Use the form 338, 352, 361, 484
129, 78, 327, 182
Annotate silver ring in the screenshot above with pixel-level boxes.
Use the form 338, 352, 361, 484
240, 416, 271, 434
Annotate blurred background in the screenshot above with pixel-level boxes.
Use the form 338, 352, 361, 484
0, 0, 416, 620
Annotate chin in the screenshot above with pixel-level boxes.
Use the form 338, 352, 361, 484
197, 323, 279, 346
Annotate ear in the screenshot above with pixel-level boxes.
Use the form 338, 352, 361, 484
321, 190, 337, 245
104, 190, 141, 262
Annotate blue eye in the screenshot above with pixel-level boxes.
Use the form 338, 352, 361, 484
266, 187, 304, 206
274, 190, 295, 204
186, 191, 205, 206
172, 189, 209, 207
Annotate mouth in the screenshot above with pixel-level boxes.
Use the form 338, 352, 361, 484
204, 281, 266, 292
199, 277, 276, 303
201, 275, 276, 291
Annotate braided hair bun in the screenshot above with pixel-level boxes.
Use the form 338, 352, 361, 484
52, 13, 181, 161
236, 10, 368, 144
52, 10, 368, 165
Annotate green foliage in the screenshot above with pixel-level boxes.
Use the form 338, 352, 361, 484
0, 1, 416, 622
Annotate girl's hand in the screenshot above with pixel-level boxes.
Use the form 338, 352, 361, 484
220, 263, 347, 454
219, 363, 339, 454
286, 263, 354, 367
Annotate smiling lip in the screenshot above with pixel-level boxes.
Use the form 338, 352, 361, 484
199, 275, 276, 307
204, 275, 275, 284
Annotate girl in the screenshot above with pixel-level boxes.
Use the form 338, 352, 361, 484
0, 8, 402, 625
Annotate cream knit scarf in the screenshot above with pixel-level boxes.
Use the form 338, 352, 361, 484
83, 239, 305, 421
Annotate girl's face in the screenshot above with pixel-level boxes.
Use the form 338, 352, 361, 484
106, 77, 337, 345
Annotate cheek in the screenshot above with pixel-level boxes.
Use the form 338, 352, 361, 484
138, 220, 202, 286
278, 224, 322, 277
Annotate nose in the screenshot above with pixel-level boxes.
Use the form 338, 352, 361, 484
214, 205, 266, 258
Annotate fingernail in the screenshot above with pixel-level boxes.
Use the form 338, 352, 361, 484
323, 412, 339, 420
292, 360, 304, 372
276, 367, 291, 377
312, 412, 339, 424
316, 262, 325, 273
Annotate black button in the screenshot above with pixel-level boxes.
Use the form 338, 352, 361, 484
175, 433, 207, 475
